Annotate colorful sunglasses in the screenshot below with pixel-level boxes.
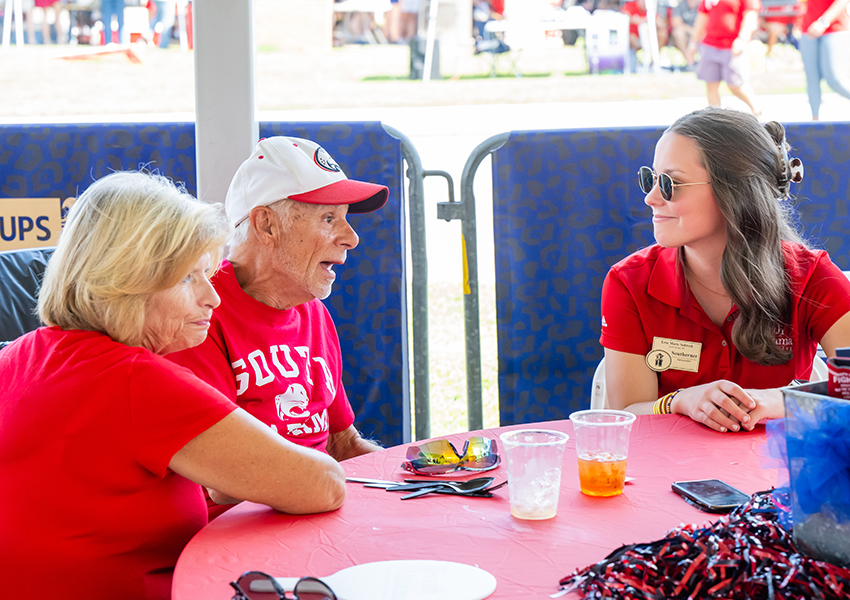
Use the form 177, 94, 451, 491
638, 166, 711, 201
402, 437, 500, 475
230, 571, 336, 600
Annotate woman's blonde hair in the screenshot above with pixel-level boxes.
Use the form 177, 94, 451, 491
38, 171, 231, 347
669, 107, 803, 365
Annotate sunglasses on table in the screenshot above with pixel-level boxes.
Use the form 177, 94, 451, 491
402, 436, 500, 475
637, 166, 711, 202
230, 571, 336, 600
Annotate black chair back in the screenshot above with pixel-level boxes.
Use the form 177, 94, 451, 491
0, 247, 54, 347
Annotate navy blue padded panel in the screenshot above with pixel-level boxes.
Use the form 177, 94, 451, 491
784, 123, 850, 263
491, 123, 850, 426
0, 247, 55, 344
0, 122, 408, 447
0, 123, 197, 199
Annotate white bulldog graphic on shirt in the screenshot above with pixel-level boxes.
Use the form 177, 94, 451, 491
275, 384, 311, 419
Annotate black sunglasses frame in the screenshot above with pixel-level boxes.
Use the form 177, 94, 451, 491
230, 571, 337, 600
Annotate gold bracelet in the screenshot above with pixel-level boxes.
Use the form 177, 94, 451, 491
652, 390, 681, 415
664, 389, 682, 414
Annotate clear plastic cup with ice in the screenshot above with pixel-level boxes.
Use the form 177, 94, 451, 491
499, 429, 569, 520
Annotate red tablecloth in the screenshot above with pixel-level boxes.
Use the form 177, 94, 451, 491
172, 415, 778, 599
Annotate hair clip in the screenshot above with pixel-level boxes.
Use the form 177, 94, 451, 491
789, 157, 804, 184
777, 138, 790, 195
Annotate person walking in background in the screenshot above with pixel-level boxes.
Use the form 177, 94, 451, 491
399, 0, 420, 41
623, 0, 650, 66
34, 0, 65, 43
22, 0, 37, 43
622, 0, 669, 72
99, 0, 125, 44
150, 0, 176, 48
799, 0, 850, 120
760, 0, 800, 66
686, 0, 762, 116
671, 0, 701, 69
382, 0, 402, 42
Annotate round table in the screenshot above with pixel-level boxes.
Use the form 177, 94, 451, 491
172, 415, 778, 599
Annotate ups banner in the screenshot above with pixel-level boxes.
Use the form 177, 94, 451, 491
0, 198, 71, 251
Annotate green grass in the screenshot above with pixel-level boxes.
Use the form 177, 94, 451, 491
409, 281, 500, 439
361, 72, 552, 82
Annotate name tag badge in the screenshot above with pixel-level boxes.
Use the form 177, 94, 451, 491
645, 337, 702, 373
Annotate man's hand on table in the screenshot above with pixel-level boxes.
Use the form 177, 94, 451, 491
326, 425, 383, 462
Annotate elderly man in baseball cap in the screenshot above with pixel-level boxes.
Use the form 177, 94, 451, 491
170, 137, 388, 514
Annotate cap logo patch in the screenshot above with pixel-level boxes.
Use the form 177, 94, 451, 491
314, 147, 341, 173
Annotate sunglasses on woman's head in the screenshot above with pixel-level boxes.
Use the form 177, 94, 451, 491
402, 436, 500, 475
230, 571, 336, 600
638, 166, 711, 201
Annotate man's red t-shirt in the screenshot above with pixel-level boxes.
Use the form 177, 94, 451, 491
600, 243, 850, 396
168, 261, 356, 452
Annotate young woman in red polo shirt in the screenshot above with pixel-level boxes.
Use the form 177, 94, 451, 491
600, 107, 850, 433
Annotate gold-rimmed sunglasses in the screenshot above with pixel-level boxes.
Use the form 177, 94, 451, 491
638, 166, 711, 201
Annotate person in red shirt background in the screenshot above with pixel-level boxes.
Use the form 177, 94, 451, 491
600, 107, 850, 433
686, 0, 762, 116
623, 0, 649, 54
622, 0, 669, 68
760, 1, 801, 63
798, 0, 850, 120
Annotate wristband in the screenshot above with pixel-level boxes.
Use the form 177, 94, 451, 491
687, 41, 697, 49
653, 389, 682, 415
816, 17, 830, 28
664, 389, 682, 414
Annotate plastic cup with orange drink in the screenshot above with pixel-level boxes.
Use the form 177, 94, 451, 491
569, 409, 636, 497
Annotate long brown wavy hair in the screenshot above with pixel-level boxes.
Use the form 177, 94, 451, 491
668, 107, 803, 365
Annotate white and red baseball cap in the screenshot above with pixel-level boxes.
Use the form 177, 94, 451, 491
225, 136, 389, 226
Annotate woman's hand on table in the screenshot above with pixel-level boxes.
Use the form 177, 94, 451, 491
739, 388, 785, 430
670, 381, 755, 433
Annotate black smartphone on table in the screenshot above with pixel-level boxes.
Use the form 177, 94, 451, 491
672, 479, 750, 514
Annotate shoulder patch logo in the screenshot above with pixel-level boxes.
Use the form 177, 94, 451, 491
314, 147, 342, 173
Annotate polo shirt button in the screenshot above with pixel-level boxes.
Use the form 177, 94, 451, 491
727, 316, 733, 322
722, 340, 727, 347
